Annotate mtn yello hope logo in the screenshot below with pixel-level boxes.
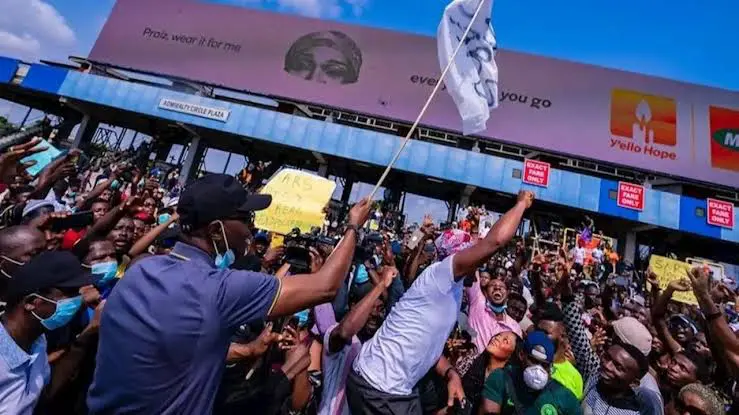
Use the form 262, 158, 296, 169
610, 89, 677, 160
709, 106, 739, 172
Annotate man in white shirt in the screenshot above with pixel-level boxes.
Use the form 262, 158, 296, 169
346, 191, 533, 414
570, 241, 586, 275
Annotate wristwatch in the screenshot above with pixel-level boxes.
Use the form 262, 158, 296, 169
344, 224, 360, 240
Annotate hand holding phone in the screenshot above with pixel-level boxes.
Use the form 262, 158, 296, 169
50, 210, 94, 232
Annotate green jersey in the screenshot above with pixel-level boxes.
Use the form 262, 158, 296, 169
482, 366, 582, 415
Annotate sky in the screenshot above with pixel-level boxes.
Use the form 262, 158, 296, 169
0, 0, 738, 222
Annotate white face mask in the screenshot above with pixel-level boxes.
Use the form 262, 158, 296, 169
0, 255, 24, 279
523, 364, 550, 390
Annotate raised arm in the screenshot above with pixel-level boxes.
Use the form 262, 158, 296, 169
687, 267, 739, 376
559, 272, 600, 380
328, 267, 396, 354
128, 213, 179, 257
268, 199, 371, 318
650, 272, 689, 355
453, 191, 533, 279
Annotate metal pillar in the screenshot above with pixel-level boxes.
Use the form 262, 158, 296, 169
446, 199, 459, 223
18, 108, 32, 129
179, 135, 204, 186
71, 115, 100, 149
317, 163, 329, 177
624, 231, 637, 265
154, 142, 174, 161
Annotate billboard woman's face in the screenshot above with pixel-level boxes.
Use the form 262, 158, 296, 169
285, 31, 362, 85
288, 45, 351, 85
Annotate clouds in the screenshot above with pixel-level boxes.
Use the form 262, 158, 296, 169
0, 0, 77, 62
216, 0, 369, 18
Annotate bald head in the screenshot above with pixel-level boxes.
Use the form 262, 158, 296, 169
0, 226, 46, 261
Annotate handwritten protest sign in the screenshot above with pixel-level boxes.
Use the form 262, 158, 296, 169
254, 169, 336, 235
649, 255, 697, 305
270, 234, 284, 249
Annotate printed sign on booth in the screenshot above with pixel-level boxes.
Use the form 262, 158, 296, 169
617, 182, 645, 211
522, 159, 550, 187
706, 198, 735, 229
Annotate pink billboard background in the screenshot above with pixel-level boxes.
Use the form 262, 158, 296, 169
90, 0, 739, 189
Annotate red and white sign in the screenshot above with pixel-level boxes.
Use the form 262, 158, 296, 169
617, 182, 645, 211
706, 198, 735, 229
522, 160, 551, 187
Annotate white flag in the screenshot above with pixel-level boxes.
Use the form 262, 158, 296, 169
437, 0, 498, 136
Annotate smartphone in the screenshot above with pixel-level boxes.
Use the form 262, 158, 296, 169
50, 211, 94, 232
406, 229, 425, 250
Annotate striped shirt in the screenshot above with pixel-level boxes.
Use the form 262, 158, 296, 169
564, 298, 645, 415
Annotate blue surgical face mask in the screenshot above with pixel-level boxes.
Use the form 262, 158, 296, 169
355, 264, 369, 284
486, 301, 507, 315
158, 213, 171, 225
294, 309, 310, 327
215, 250, 235, 270
212, 220, 235, 270
89, 260, 119, 286
31, 294, 83, 331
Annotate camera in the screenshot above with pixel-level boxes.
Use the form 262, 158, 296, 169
283, 230, 317, 274
353, 232, 383, 265
282, 229, 338, 274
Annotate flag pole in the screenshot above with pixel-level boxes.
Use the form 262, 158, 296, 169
368, 0, 489, 200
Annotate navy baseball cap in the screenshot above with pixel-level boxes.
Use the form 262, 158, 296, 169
524, 330, 555, 364
4, 251, 92, 301
177, 174, 271, 231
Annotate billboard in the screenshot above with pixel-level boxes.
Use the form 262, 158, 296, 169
90, 0, 739, 189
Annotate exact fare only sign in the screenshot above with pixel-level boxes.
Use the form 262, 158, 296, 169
706, 198, 735, 229
522, 159, 551, 187
617, 182, 645, 211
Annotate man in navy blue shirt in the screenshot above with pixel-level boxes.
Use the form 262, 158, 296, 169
87, 174, 369, 414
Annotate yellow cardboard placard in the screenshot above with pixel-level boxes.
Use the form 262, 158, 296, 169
649, 255, 697, 305
270, 234, 284, 249
254, 169, 336, 235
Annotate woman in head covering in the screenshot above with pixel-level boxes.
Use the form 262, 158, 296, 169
284, 31, 363, 85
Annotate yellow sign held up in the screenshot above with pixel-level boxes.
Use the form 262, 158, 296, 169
649, 255, 697, 305
254, 169, 336, 235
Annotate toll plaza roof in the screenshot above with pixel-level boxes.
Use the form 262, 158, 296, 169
0, 56, 737, 245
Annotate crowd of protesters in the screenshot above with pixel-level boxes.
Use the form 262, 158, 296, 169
0, 135, 736, 415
